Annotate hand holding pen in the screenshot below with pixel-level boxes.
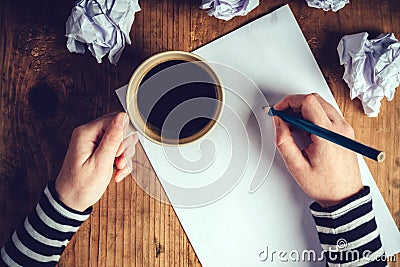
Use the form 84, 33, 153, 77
271, 93, 364, 207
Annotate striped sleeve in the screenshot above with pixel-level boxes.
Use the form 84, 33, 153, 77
1, 181, 92, 267
309, 186, 387, 267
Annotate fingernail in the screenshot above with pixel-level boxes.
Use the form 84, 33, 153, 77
114, 113, 127, 129
113, 113, 124, 129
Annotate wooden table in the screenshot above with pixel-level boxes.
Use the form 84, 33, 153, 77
1, 0, 399, 266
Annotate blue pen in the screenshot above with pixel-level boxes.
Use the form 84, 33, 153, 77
265, 106, 385, 162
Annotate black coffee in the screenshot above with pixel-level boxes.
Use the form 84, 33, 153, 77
137, 60, 219, 140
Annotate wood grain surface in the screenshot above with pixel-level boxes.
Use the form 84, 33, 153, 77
0, 0, 399, 266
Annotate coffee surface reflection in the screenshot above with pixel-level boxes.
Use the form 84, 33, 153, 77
137, 60, 219, 141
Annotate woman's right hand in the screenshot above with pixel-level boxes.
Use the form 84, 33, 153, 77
273, 93, 363, 207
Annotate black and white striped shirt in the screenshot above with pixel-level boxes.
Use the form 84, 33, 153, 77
310, 186, 387, 266
1, 181, 91, 267
1, 184, 386, 266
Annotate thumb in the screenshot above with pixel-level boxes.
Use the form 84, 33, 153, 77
273, 116, 309, 176
93, 113, 127, 164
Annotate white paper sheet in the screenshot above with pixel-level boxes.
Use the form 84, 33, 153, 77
116, 5, 400, 266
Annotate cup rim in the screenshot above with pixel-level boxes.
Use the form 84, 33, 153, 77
126, 51, 224, 146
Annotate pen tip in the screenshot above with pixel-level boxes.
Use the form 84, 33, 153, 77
263, 106, 271, 113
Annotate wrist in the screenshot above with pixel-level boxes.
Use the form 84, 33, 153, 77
54, 179, 90, 212
317, 183, 364, 208
50, 180, 93, 214
311, 186, 368, 211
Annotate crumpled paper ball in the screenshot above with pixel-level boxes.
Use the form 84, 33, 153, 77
306, 0, 349, 12
200, 0, 259, 21
65, 0, 141, 64
337, 32, 400, 117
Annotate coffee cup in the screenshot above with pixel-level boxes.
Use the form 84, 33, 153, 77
126, 51, 224, 145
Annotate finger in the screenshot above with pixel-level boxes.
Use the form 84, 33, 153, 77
116, 133, 139, 157
274, 94, 332, 128
116, 137, 129, 158
116, 142, 124, 158
115, 155, 127, 170
115, 149, 134, 170
116, 121, 139, 157
114, 167, 131, 183
274, 94, 305, 110
125, 140, 137, 158
311, 93, 344, 123
274, 116, 310, 177
123, 121, 138, 139
116, 138, 130, 158
116, 151, 134, 169
93, 112, 127, 164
